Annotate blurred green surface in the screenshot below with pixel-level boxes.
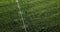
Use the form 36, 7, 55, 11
0, 0, 60, 32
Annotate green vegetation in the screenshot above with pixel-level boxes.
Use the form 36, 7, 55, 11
0, 0, 60, 32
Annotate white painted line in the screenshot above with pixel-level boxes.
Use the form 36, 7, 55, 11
16, 0, 27, 32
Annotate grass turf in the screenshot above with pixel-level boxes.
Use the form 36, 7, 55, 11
0, 0, 60, 32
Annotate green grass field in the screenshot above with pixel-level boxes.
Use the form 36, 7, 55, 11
0, 0, 60, 32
